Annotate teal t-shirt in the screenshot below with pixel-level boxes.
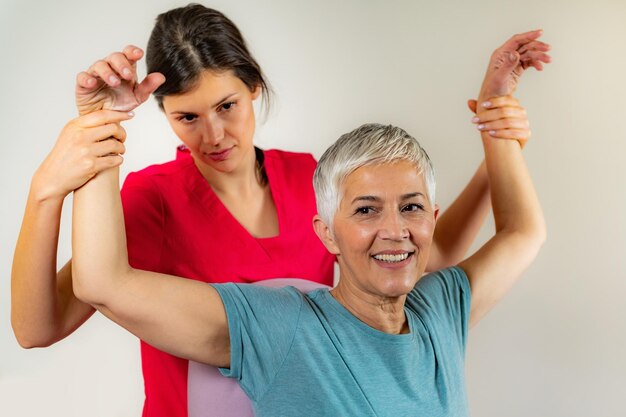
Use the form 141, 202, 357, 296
215, 266, 471, 417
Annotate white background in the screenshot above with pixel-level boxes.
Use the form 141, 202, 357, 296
1, 0, 625, 416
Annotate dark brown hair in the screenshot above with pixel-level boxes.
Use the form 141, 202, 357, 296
146, 4, 271, 111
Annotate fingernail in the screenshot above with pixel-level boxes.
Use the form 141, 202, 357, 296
477, 124, 485, 130
122, 68, 132, 78
134, 49, 142, 55
471, 116, 480, 123
489, 130, 496, 135
128, 111, 135, 117
109, 75, 120, 84
482, 101, 492, 108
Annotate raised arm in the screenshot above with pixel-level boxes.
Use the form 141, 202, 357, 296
426, 30, 550, 272
459, 95, 546, 327
10, 47, 164, 348
71, 124, 229, 367
11, 112, 129, 347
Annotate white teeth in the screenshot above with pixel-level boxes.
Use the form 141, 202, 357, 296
373, 253, 409, 263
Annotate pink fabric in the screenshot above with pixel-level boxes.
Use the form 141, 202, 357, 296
187, 278, 330, 417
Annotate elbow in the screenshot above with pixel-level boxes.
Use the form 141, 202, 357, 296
71, 259, 131, 307
518, 222, 547, 263
71, 260, 104, 306
11, 318, 56, 349
532, 216, 548, 253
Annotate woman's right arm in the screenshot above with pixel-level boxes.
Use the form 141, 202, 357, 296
11, 111, 132, 348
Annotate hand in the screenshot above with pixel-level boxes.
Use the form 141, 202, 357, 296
75, 45, 165, 116
477, 30, 551, 102
471, 96, 530, 148
32, 110, 134, 202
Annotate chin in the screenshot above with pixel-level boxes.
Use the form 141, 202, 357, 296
380, 277, 418, 298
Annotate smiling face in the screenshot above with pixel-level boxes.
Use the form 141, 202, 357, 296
315, 161, 439, 300
162, 70, 260, 176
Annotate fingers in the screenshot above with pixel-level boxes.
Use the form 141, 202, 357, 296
478, 95, 521, 110
501, 29, 544, 51
77, 109, 135, 129
475, 104, 526, 123
520, 50, 552, 71
476, 118, 528, 133
472, 96, 530, 147
518, 40, 551, 55
85, 45, 144, 88
94, 154, 125, 171
93, 137, 126, 156
499, 31, 552, 72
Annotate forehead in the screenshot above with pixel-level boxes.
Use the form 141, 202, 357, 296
162, 70, 247, 109
340, 161, 427, 202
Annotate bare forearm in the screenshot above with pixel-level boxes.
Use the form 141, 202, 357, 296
72, 168, 132, 305
11, 185, 92, 347
481, 135, 545, 245
429, 161, 491, 271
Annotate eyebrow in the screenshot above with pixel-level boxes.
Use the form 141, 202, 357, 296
350, 192, 425, 204
168, 93, 238, 115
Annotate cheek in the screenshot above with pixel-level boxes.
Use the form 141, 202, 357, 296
413, 218, 436, 246
167, 121, 194, 146
336, 222, 378, 253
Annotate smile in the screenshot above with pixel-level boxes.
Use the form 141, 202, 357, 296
372, 252, 414, 263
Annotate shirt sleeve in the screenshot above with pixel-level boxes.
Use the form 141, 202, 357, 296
120, 172, 165, 272
409, 266, 472, 350
213, 284, 304, 401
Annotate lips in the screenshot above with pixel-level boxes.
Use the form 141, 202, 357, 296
206, 147, 233, 162
371, 251, 415, 267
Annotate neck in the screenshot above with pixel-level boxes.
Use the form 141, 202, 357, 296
194, 147, 262, 197
330, 282, 409, 335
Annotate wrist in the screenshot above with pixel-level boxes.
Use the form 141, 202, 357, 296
30, 171, 67, 205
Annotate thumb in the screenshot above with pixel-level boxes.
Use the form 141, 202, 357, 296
467, 99, 477, 114
135, 73, 166, 104
495, 50, 520, 71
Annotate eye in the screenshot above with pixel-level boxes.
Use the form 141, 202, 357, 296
354, 206, 377, 215
177, 114, 197, 123
401, 203, 424, 212
219, 101, 236, 112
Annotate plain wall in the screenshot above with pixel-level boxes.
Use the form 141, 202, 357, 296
1, 0, 625, 416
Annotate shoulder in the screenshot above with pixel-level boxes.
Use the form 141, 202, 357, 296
263, 149, 317, 172
123, 154, 193, 188
214, 283, 305, 314
413, 266, 470, 298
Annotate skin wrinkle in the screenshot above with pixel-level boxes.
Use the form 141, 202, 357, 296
325, 161, 438, 335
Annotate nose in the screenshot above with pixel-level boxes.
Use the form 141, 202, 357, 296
202, 116, 224, 146
378, 210, 409, 241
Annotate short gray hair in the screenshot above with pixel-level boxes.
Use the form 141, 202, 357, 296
313, 123, 436, 227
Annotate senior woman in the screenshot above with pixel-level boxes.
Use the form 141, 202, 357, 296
70, 89, 545, 415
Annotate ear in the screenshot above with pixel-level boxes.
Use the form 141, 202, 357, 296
251, 84, 262, 100
433, 204, 440, 223
313, 215, 340, 255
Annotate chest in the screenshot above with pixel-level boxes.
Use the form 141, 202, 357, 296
215, 185, 278, 239
257, 307, 468, 416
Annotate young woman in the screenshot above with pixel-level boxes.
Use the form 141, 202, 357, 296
10, 4, 550, 417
